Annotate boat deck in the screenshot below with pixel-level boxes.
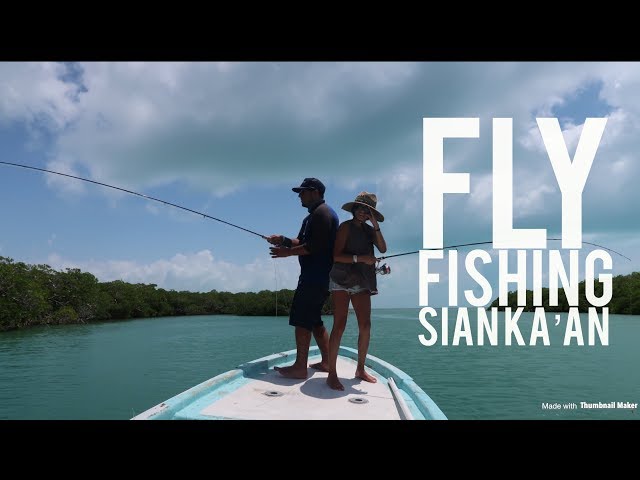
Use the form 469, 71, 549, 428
132, 346, 447, 420
198, 355, 401, 420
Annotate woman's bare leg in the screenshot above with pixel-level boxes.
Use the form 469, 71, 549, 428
327, 290, 350, 390
351, 291, 376, 383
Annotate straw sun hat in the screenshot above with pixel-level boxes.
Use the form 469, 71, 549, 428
341, 191, 384, 222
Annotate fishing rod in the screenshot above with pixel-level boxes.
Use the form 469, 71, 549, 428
0, 161, 267, 239
2, 162, 631, 263
377, 239, 632, 262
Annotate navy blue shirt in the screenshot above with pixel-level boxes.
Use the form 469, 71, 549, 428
296, 200, 339, 286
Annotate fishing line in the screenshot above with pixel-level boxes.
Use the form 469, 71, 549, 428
377, 239, 631, 262
0, 161, 267, 239
272, 258, 279, 317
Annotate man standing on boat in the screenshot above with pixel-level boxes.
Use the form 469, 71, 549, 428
267, 178, 339, 378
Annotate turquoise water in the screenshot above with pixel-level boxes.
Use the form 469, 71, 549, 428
0, 308, 638, 419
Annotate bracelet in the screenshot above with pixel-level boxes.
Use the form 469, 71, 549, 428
374, 228, 381, 231
353, 254, 358, 263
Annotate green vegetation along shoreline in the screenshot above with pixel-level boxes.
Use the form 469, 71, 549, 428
488, 272, 640, 314
3, 256, 639, 332
0, 256, 330, 332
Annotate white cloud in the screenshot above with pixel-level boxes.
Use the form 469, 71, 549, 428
0, 62, 82, 130
44, 159, 87, 195
512, 180, 556, 219
46, 250, 301, 293
468, 173, 493, 221
610, 156, 630, 175
3, 62, 634, 198
25, 62, 422, 195
5, 62, 640, 306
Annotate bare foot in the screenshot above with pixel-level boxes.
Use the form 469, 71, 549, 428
326, 373, 344, 391
273, 365, 308, 379
309, 361, 329, 372
355, 369, 377, 383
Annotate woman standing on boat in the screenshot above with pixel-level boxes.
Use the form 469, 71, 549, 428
326, 192, 387, 391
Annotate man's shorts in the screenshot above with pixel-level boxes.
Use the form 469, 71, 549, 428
289, 283, 329, 332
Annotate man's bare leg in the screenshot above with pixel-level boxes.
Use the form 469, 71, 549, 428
274, 327, 311, 379
309, 324, 330, 372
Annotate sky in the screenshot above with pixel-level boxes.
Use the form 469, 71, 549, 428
0, 62, 639, 308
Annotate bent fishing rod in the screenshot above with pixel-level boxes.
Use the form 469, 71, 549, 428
377, 239, 632, 262
2, 161, 632, 263
0, 161, 267, 239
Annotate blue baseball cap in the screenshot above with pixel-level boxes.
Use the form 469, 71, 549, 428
292, 177, 325, 195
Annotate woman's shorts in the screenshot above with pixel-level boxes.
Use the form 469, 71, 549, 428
329, 278, 369, 295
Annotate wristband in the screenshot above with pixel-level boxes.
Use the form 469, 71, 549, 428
282, 236, 293, 248
353, 254, 358, 263
374, 228, 380, 231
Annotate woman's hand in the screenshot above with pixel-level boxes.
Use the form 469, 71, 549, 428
366, 208, 379, 230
